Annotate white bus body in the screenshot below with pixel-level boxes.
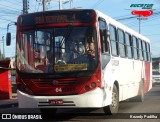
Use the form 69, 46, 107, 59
16, 9, 152, 114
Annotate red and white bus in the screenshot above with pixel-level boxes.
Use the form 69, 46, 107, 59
7, 9, 152, 114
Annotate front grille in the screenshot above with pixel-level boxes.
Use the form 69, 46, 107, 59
57, 79, 76, 86
30, 79, 77, 88
62, 87, 75, 92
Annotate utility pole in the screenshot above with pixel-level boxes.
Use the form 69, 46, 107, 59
2, 36, 4, 58
63, 0, 73, 9
0, 36, 5, 59
42, 0, 46, 11
70, 0, 72, 9
139, 15, 141, 34
59, 0, 62, 10
53, 0, 74, 10
23, 0, 28, 14
0, 50, 1, 60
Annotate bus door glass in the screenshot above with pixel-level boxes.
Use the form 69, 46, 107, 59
98, 18, 110, 69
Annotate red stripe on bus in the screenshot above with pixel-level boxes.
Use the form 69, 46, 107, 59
137, 62, 151, 95
144, 62, 151, 93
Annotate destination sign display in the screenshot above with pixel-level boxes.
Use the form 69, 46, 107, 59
54, 64, 87, 72
20, 10, 96, 27
35, 15, 68, 24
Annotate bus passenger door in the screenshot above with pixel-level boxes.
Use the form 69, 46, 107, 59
99, 18, 111, 69
98, 18, 111, 103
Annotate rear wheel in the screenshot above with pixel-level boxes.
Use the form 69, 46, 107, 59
130, 80, 144, 102
103, 84, 119, 115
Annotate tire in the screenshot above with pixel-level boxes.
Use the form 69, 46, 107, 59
136, 80, 144, 102
103, 84, 119, 115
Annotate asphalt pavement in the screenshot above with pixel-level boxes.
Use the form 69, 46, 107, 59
0, 93, 18, 109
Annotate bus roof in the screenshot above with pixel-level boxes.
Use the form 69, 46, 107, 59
18, 9, 149, 43
95, 10, 150, 43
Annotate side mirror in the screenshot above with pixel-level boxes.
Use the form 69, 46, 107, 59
6, 33, 11, 46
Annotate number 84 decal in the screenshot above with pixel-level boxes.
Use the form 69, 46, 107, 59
55, 88, 62, 92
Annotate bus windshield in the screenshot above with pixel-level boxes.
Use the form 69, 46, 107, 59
16, 26, 98, 74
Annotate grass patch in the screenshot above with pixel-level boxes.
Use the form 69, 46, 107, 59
11, 70, 16, 76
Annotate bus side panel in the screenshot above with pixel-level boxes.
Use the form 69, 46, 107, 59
102, 60, 114, 106
104, 57, 123, 102
111, 58, 146, 101
137, 61, 151, 96
119, 58, 135, 101
104, 57, 135, 102
103, 57, 151, 103
133, 61, 143, 96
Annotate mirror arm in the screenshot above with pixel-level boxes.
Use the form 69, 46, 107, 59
7, 22, 17, 33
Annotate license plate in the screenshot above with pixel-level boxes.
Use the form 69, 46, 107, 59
49, 100, 63, 105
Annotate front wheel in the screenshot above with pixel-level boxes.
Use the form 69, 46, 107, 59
103, 84, 119, 115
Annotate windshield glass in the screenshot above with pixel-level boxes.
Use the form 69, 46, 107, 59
16, 26, 98, 74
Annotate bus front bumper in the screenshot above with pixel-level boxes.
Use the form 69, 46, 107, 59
17, 88, 105, 108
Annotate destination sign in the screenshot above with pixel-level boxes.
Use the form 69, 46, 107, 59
54, 64, 87, 72
20, 10, 96, 27
35, 15, 68, 24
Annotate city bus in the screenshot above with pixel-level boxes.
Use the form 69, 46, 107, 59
6, 9, 152, 114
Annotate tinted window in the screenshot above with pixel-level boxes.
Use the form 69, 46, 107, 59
125, 33, 132, 58
109, 25, 118, 56
132, 36, 138, 60
146, 43, 151, 61
142, 41, 147, 61
138, 39, 143, 60
118, 29, 126, 57
99, 19, 109, 53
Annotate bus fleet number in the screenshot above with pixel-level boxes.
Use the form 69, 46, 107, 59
55, 88, 62, 92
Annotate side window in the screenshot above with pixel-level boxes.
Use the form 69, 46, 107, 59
146, 43, 151, 62
99, 19, 110, 69
138, 39, 143, 60
142, 41, 147, 61
125, 33, 132, 59
109, 25, 118, 56
132, 36, 138, 60
99, 19, 109, 53
117, 29, 126, 57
